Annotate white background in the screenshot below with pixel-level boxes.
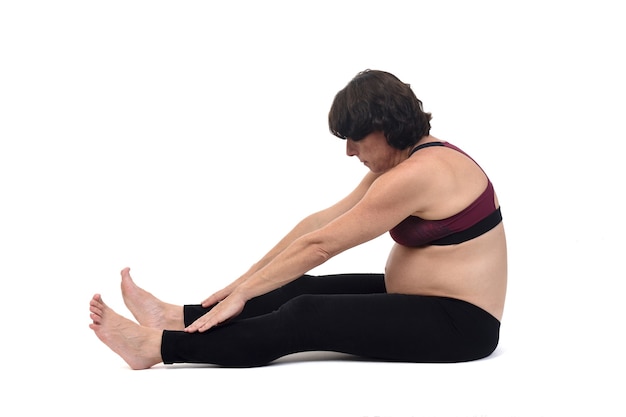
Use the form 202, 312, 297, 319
1, 1, 624, 416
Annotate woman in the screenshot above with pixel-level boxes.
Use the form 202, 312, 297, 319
89, 69, 507, 369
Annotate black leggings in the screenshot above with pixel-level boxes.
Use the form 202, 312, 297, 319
161, 274, 500, 367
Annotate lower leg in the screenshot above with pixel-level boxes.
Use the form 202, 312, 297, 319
89, 294, 163, 370
163, 292, 397, 367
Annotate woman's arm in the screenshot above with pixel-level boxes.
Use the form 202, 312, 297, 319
199, 171, 381, 308
186, 165, 427, 333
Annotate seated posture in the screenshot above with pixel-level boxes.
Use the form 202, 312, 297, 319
89, 69, 507, 369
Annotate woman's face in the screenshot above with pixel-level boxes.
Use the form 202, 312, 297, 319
345, 131, 405, 174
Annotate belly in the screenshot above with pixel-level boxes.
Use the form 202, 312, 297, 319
384, 223, 507, 320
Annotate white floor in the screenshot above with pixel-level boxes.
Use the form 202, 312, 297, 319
2, 2, 625, 416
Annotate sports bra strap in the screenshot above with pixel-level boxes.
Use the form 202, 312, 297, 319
408, 141, 445, 157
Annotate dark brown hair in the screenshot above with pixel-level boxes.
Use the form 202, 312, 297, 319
328, 70, 432, 149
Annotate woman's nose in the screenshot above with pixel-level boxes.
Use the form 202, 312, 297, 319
346, 140, 357, 157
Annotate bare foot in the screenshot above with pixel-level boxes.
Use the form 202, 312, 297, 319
120, 267, 185, 330
89, 294, 162, 370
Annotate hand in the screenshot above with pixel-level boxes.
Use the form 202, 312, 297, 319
200, 275, 250, 308
185, 291, 246, 333
200, 285, 234, 309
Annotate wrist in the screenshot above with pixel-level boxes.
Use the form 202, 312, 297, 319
232, 281, 255, 303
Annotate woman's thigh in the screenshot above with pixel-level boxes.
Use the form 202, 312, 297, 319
282, 293, 500, 363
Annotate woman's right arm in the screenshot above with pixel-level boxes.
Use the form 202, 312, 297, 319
200, 171, 380, 307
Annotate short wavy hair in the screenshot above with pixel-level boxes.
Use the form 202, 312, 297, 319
328, 70, 432, 150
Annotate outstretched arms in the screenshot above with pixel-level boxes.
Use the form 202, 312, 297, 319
189, 172, 381, 328
185, 164, 426, 333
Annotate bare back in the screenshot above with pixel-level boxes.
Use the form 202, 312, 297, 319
383, 141, 507, 320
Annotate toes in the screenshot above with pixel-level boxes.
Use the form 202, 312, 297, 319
90, 312, 102, 324
90, 302, 103, 315
90, 295, 104, 319
121, 267, 132, 280
90, 294, 110, 318
90, 294, 103, 308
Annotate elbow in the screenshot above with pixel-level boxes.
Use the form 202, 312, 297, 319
298, 234, 337, 267
311, 244, 333, 265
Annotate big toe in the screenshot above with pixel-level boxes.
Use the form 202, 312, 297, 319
121, 267, 132, 280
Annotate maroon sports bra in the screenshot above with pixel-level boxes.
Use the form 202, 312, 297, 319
389, 142, 502, 247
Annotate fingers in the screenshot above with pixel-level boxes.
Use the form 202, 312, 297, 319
201, 277, 248, 308
200, 295, 216, 308
201, 287, 231, 308
185, 303, 228, 332
185, 314, 219, 333
186, 294, 245, 333
201, 293, 221, 308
